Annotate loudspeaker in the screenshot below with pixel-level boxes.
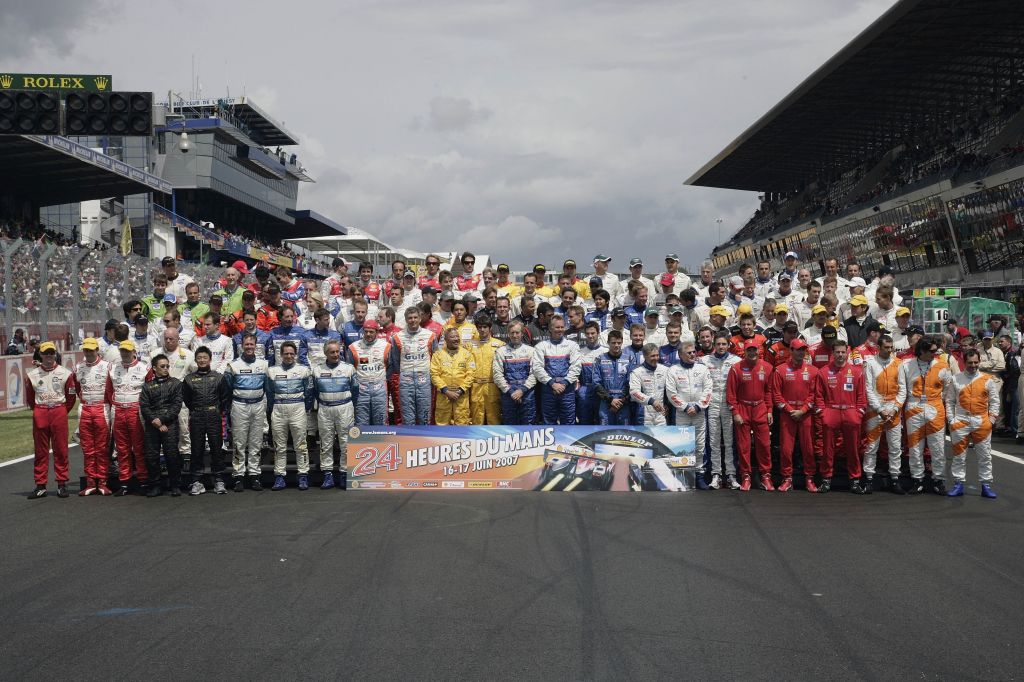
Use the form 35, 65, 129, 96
0, 90, 60, 134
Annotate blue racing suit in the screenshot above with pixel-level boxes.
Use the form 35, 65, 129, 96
266, 361, 313, 475
577, 342, 607, 425
301, 326, 342, 370
592, 352, 632, 425
232, 328, 271, 360
388, 327, 436, 425
493, 342, 538, 425
531, 338, 582, 425
267, 324, 310, 366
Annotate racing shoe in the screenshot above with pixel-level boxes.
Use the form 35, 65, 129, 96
298, 474, 309, 491
96, 482, 112, 496
338, 471, 347, 489
708, 473, 722, 490
56, 485, 69, 498
981, 483, 997, 499
79, 480, 98, 496
947, 481, 964, 497
818, 478, 831, 494
805, 477, 818, 493
930, 478, 947, 496
908, 478, 924, 495
189, 481, 206, 496
862, 477, 874, 494
695, 473, 710, 490
725, 474, 741, 490
27, 486, 47, 500
113, 485, 130, 496
145, 485, 163, 498
321, 471, 335, 490
271, 475, 287, 491
759, 474, 775, 491
777, 477, 793, 492
250, 476, 263, 491
233, 478, 245, 493
739, 474, 752, 492
849, 479, 867, 495
889, 476, 905, 494
214, 479, 227, 494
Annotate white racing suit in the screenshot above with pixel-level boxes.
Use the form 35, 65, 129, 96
314, 361, 357, 473
700, 352, 741, 476
899, 358, 954, 481
629, 363, 670, 426
225, 356, 269, 479
945, 370, 1000, 484
267, 362, 313, 476
862, 354, 905, 478
665, 361, 713, 457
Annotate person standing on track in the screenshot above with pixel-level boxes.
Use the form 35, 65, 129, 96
313, 340, 357, 490
862, 335, 906, 494
629, 344, 669, 426
349, 320, 392, 425
74, 338, 112, 496
900, 336, 955, 494
813, 340, 867, 494
225, 332, 270, 492
431, 328, 475, 426
492, 321, 538, 425
105, 340, 150, 495
532, 316, 582, 425
702, 331, 742, 489
666, 341, 713, 488
945, 348, 1000, 499
267, 342, 314, 491
770, 339, 817, 492
139, 354, 184, 497
182, 346, 231, 496
470, 314, 505, 425
25, 342, 77, 500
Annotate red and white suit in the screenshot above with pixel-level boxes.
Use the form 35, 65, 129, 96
105, 359, 150, 484
725, 359, 774, 477
26, 364, 77, 486
813, 361, 866, 480
75, 358, 112, 485
771, 360, 817, 479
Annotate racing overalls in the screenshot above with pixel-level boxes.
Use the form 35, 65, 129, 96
313, 360, 357, 473
431, 346, 475, 425
267, 324, 309, 367
862, 354, 905, 479
267, 361, 313, 476
232, 328, 271, 360
389, 327, 437, 425
900, 357, 953, 481
771, 360, 817, 478
945, 369, 1000, 484
532, 338, 583, 425
470, 337, 506, 425
592, 352, 632, 426
349, 338, 392, 425
140, 375, 184, 488
26, 364, 76, 486
576, 342, 607, 425
630, 362, 670, 426
666, 361, 713, 459
701, 351, 741, 476
492, 342, 538, 425
75, 358, 111, 486
195, 332, 234, 374
105, 359, 149, 484
814, 361, 866, 480
225, 355, 269, 479
726, 358, 773, 477
181, 367, 230, 481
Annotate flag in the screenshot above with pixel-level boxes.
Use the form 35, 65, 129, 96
119, 215, 132, 256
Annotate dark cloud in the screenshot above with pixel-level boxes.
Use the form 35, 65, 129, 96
0, 0, 117, 59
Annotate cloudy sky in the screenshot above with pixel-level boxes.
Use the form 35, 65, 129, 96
2, 0, 896, 271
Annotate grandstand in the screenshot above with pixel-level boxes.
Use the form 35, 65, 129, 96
687, 0, 1024, 304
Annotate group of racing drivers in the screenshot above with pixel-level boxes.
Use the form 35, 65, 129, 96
24, 250, 1015, 499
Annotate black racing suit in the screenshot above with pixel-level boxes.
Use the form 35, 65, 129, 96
181, 368, 231, 480
139, 375, 184, 487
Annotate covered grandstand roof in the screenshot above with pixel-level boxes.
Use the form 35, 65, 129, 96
157, 97, 299, 146
685, 0, 1024, 192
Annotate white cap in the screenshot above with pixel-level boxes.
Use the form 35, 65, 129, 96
729, 275, 744, 289
849, 277, 866, 287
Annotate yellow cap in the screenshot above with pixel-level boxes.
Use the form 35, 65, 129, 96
736, 303, 753, 315
81, 338, 99, 350
774, 304, 788, 314
709, 305, 729, 317
811, 304, 827, 315
849, 295, 869, 307
896, 306, 911, 316
118, 340, 136, 351
38, 341, 57, 353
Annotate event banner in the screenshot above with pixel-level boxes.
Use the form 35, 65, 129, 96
347, 426, 698, 492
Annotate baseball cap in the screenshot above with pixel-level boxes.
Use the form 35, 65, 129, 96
611, 307, 626, 317
563, 259, 576, 268
439, 291, 455, 301
160, 256, 176, 266
784, 251, 799, 260
462, 292, 479, 302
39, 341, 57, 353
896, 306, 912, 317
81, 338, 99, 350
588, 276, 603, 288
421, 286, 438, 295
497, 263, 510, 272
811, 304, 828, 315
402, 271, 416, 279
790, 338, 807, 350
864, 320, 882, 333
644, 308, 660, 318
728, 276, 744, 289
906, 325, 925, 336
774, 304, 789, 314
878, 265, 895, 276
849, 295, 870, 307
849, 277, 866, 287
659, 273, 674, 286
982, 330, 995, 338
709, 305, 729, 317
664, 253, 679, 262
533, 264, 547, 272
778, 271, 792, 281
821, 326, 838, 339
119, 340, 136, 351
629, 257, 643, 267
209, 295, 223, 305
736, 303, 753, 315
163, 293, 177, 304
104, 319, 119, 330
668, 305, 684, 315
231, 260, 250, 275
133, 314, 149, 325
362, 320, 380, 330
782, 321, 799, 332
742, 342, 760, 353
593, 254, 612, 262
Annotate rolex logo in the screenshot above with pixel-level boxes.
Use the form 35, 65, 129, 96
94, 76, 108, 90
0, 74, 13, 89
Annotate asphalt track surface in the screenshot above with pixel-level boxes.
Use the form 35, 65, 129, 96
2, 436, 1024, 681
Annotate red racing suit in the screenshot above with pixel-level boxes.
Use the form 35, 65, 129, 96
105, 359, 150, 483
813, 361, 866, 479
75, 358, 112, 484
771, 360, 817, 478
766, 340, 794, 368
730, 333, 768, 359
26, 364, 77, 486
726, 358, 773, 477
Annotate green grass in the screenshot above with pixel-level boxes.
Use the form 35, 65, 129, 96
0, 410, 80, 463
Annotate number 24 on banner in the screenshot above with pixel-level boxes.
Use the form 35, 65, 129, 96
351, 445, 400, 477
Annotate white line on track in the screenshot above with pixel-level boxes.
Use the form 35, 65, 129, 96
992, 449, 1024, 466
0, 454, 34, 468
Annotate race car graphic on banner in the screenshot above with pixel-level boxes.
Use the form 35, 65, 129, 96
347, 426, 697, 491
